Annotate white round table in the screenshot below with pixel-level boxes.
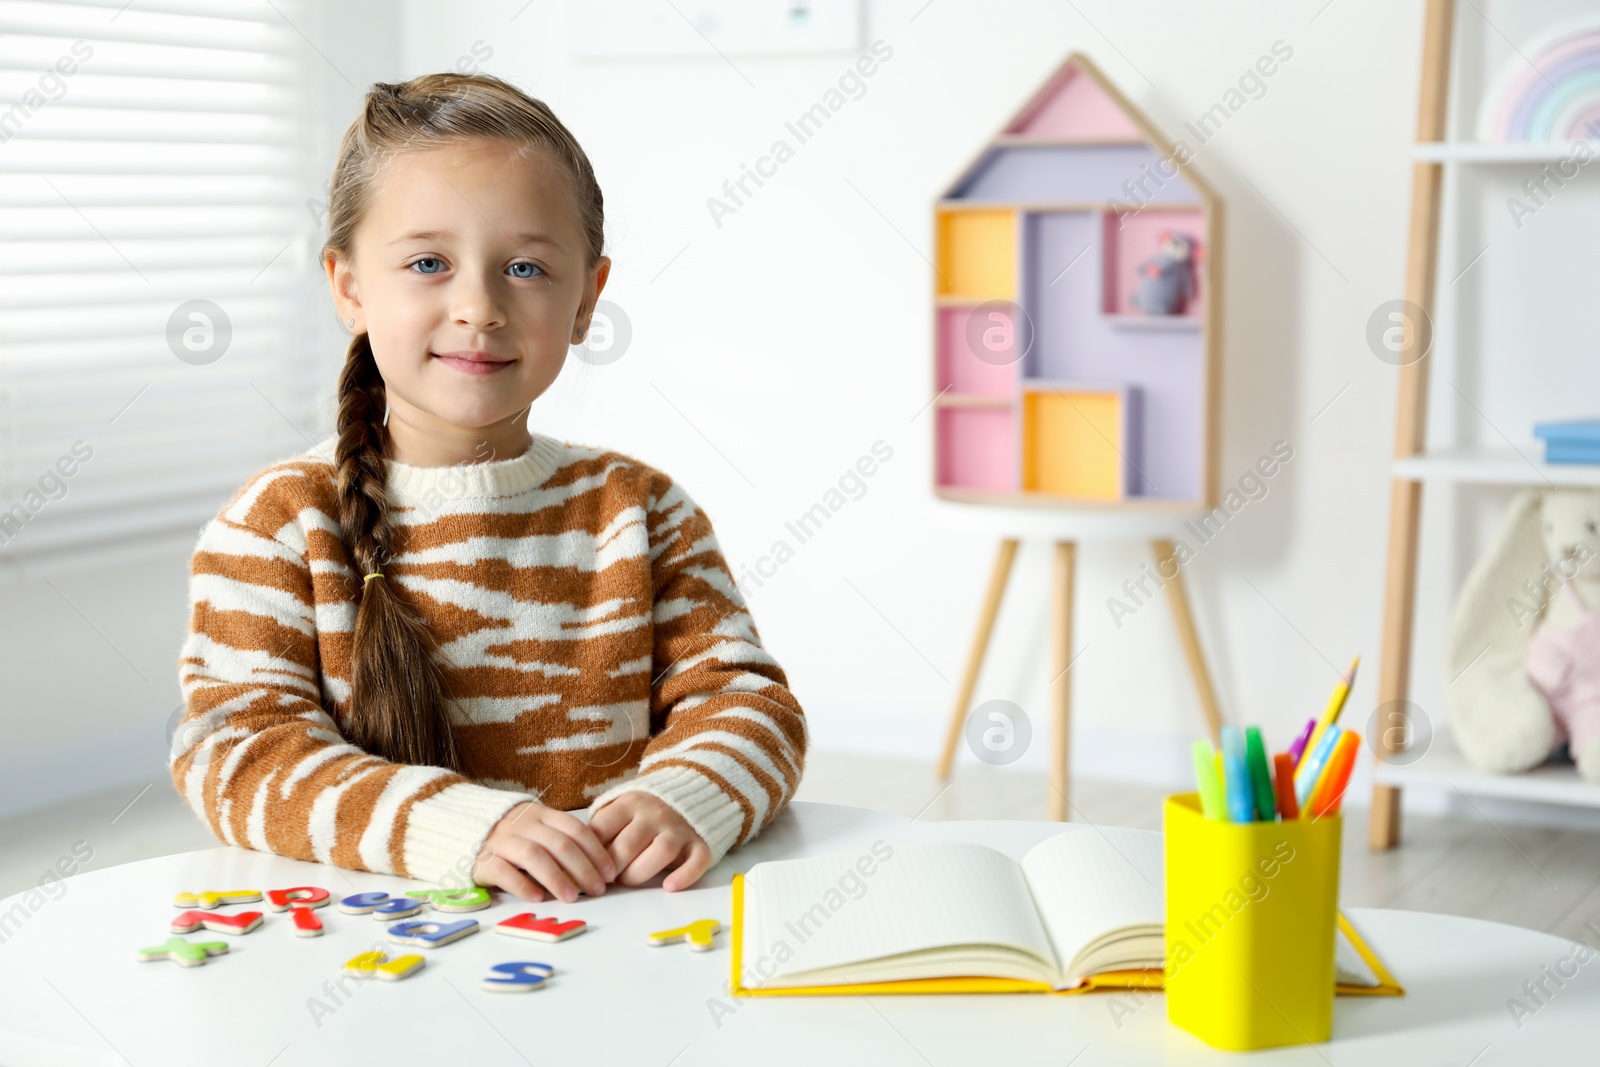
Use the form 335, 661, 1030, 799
0, 801, 1593, 1065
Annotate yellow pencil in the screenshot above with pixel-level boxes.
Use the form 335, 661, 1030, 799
1299, 656, 1360, 772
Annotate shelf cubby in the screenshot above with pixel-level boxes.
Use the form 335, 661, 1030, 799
936, 305, 1020, 398
1020, 385, 1138, 500
935, 406, 1015, 494
1099, 207, 1206, 321
934, 208, 1015, 300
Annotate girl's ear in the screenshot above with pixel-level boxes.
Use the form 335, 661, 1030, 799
573, 255, 613, 341
326, 255, 364, 332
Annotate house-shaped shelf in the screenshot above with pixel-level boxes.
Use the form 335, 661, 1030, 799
932, 52, 1222, 511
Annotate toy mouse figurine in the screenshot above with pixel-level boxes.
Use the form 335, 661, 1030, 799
1130, 232, 1196, 315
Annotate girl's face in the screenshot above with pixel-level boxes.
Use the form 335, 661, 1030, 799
326, 137, 609, 465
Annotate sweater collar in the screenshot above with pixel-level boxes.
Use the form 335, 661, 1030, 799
310, 433, 566, 500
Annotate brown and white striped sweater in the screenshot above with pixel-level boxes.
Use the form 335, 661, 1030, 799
171, 433, 807, 885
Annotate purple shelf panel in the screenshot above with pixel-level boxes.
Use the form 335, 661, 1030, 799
1020, 211, 1205, 501
949, 145, 1198, 204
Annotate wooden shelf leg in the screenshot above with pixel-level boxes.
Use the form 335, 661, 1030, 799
1370, 0, 1456, 850
1152, 539, 1224, 748
1370, 784, 1403, 850
1048, 541, 1076, 821
1372, 479, 1425, 851
935, 538, 1020, 780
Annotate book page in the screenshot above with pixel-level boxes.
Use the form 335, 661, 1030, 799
741, 840, 1059, 986
1335, 926, 1379, 987
1018, 826, 1165, 979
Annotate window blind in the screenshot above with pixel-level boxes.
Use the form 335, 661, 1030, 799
0, 0, 330, 567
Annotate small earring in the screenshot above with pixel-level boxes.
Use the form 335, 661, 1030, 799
345, 317, 356, 330
574, 328, 586, 343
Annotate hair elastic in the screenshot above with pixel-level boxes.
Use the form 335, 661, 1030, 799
363, 572, 385, 583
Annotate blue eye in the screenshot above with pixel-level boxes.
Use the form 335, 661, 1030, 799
410, 257, 444, 274
508, 262, 545, 280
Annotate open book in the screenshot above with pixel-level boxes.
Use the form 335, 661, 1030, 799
730, 828, 1401, 996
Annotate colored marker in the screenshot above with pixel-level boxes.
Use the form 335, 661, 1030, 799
1272, 752, 1300, 820
1286, 718, 1317, 766
1308, 731, 1361, 818
1220, 725, 1255, 823
1319, 739, 1361, 818
1245, 727, 1276, 822
1328, 733, 1364, 816
1295, 725, 1343, 807
1191, 738, 1226, 820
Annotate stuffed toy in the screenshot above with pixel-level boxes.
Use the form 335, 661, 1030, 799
1130, 232, 1196, 315
1444, 488, 1600, 781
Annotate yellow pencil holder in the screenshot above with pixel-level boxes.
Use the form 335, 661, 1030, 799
1163, 792, 1341, 1051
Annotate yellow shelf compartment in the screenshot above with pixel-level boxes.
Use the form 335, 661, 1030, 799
1020, 383, 1141, 501
935, 206, 1017, 301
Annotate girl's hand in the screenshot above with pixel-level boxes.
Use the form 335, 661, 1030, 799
472, 801, 616, 903
589, 792, 713, 892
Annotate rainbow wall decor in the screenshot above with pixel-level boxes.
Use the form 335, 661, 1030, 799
1478, 21, 1600, 142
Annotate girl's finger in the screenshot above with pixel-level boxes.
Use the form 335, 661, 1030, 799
605, 816, 655, 875
663, 842, 714, 893
528, 823, 606, 898
496, 801, 538, 834
477, 853, 544, 903
541, 808, 617, 882
501, 836, 581, 904
617, 833, 687, 888
587, 799, 629, 844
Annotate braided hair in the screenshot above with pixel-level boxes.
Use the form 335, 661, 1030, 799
320, 73, 605, 770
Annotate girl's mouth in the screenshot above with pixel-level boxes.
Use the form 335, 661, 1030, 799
432, 352, 514, 375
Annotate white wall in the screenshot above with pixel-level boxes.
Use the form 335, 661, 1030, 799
396, 0, 1428, 784
6, 0, 1597, 822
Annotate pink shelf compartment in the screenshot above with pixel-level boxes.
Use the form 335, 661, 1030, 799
935, 407, 1016, 493
937, 305, 1023, 397
1099, 208, 1206, 321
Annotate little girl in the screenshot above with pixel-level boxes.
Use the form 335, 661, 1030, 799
171, 72, 807, 903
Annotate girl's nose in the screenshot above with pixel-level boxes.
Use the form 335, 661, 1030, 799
450, 278, 507, 331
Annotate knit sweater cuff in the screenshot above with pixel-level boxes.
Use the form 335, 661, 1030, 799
402, 781, 533, 886
589, 765, 746, 866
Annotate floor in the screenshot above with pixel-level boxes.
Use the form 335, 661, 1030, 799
3, 750, 1598, 945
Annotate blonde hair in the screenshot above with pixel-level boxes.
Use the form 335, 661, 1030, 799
321, 72, 605, 771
